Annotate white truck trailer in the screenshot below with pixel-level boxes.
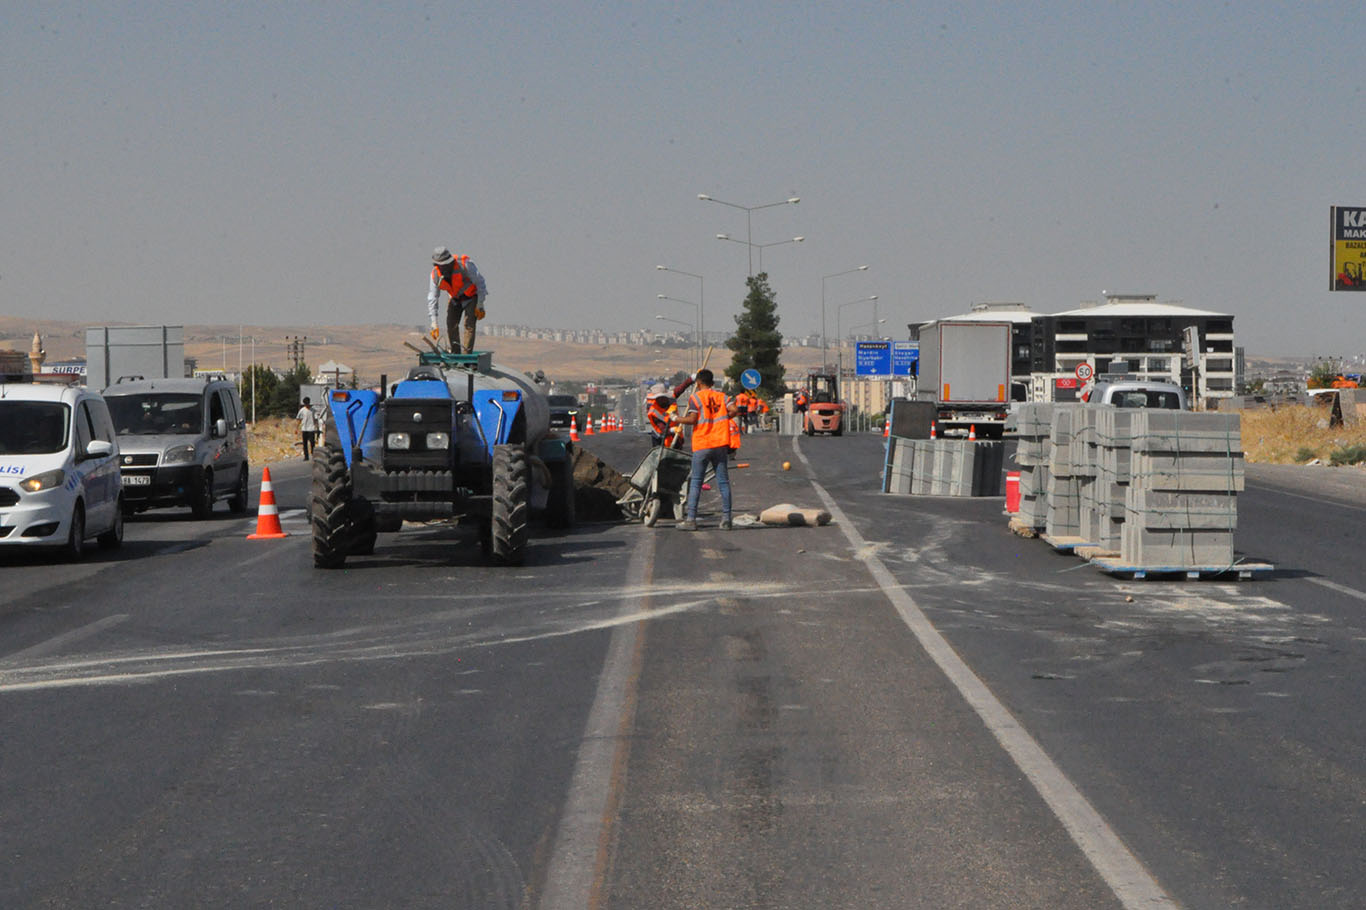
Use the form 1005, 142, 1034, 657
913, 320, 1012, 437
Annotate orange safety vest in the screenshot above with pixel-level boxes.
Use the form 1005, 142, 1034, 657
646, 400, 669, 435
728, 417, 742, 451
432, 257, 478, 301
687, 387, 731, 450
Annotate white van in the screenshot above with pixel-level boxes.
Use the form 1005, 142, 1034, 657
0, 382, 124, 558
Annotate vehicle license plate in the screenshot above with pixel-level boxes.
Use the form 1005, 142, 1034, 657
123, 474, 151, 485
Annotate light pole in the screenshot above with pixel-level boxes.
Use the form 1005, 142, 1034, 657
698, 193, 800, 275
822, 265, 870, 369
716, 234, 803, 273
837, 296, 879, 382
656, 265, 704, 350
654, 312, 694, 365
656, 294, 700, 368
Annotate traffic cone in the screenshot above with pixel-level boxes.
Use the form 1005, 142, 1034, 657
968, 424, 977, 441
930, 420, 937, 439
247, 467, 288, 539
883, 417, 890, 438
569, 419, 579, 442
585, 415, 595, 435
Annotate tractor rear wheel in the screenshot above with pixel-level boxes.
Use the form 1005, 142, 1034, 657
311, 438, 363, 568
490, 443, 529, 565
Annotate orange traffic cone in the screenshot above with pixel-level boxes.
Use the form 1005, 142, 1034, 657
247, 467, 288, 539
968, 424, 977, 440
585, 415, 595, 435
569, 419, 579, 442
883, 417, 890, 438
929, 420, 937, 439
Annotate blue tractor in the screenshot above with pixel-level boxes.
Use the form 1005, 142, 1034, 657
311, 350, 575, 568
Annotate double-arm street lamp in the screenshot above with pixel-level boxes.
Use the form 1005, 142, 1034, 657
836, 295, 879, 380
716, 234, 804, 273
821, 266, 870, 368
698, 193, 800, 275
656, 265, 704, 350
657, 294, 700, 368
654, 314, 695, 369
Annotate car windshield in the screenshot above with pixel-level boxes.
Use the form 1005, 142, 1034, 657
0, 401, 70, 455
1114, 389, 1182, 409
107, 393, 203, 435
548, 395, 577, 408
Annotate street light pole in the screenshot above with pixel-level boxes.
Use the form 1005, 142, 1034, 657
698, 193, 800, 276
654, 313, 696, 371
716, 234, 804, 273
656, 265, 704, 357
822, 266, 870, 369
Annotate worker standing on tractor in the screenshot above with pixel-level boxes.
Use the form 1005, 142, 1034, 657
677, 369, 738, 531
427, 246, 488, 354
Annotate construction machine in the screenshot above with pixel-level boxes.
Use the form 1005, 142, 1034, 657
803, 371, 845, 436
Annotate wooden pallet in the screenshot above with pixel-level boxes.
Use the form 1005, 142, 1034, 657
1041, 534, 1093, 552
1089, 556, 1275, 581
1007, 517, 1040, 538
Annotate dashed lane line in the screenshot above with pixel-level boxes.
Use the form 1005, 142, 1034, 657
1305, 576, 1366, 602
793, 436, 1176, 910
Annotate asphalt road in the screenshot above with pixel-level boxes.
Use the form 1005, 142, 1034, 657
1, 433, 1364, 908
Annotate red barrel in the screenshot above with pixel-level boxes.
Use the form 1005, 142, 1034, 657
1005, 471, 1021, 513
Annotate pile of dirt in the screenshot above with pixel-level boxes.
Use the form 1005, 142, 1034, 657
572, 445, 632, 521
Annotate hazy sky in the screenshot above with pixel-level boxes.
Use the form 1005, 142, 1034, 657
4, 1, 1363, 356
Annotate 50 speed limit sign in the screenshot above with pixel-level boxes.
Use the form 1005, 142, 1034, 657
1075, 362, 1094, 381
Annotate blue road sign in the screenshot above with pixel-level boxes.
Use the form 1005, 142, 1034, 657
892, 341, 919, 376
741, 368, 762, 389
855, 341, 892, 377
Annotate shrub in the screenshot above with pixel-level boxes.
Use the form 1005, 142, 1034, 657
1295, 446, 1319, 463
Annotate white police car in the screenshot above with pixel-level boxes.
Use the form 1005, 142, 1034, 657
0, 381, 124, 558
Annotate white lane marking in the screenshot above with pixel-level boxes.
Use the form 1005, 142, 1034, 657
1305, 576, 1366, 602
2, 614, 129, 665
793, 436, 1176, 909
539, 519, 654, 909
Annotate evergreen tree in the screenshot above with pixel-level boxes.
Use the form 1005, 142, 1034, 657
724, 272, 786, 399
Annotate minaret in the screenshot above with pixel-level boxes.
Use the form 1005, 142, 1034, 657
29, 331, 46, 375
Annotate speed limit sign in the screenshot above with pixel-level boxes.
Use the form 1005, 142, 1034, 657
1075, 362, 1094, 381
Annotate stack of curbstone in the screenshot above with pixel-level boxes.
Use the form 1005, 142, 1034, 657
1045, 405, 1085, 538
1074, 407, 1102, 543
1011, 403, 1053, 529
1092, 406, 1136, 551
1122, 411, 1242, 567
883, 438, 1003, 496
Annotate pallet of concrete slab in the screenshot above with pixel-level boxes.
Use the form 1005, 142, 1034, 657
1009, 402, 1054, 531
882, 437, 1004, 496
1039, 532, 1093, 553
1088, 555, 1274, 581
1044, 405, 1087, 539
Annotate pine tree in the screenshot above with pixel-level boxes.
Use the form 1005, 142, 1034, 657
724, 272, 786, 399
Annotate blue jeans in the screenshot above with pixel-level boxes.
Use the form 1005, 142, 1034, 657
685, 446, 731, 521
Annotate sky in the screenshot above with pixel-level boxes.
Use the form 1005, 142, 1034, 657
3, 1, 1364, 357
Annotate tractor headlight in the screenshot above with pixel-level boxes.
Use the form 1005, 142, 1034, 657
20, 469, 66, 492
425, 432, 450, 450
162, 445, 196, 465
386, 432, 411, 450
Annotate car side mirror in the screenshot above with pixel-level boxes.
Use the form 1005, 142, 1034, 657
214, 418, 228, 438
85, 439, 114, 459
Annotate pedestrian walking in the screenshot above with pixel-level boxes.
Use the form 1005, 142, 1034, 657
426, 246, 488, 354
677, 369, 738, 531
297, 396, 319, 460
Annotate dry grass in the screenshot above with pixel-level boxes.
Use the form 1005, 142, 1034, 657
1239, 403, 1366, 464
248, 417, 307, 466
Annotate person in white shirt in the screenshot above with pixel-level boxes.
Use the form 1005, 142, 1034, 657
427, 246, 488, 354
296, 396, 319, 460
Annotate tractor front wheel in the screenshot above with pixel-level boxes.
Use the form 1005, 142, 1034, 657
311, 438, 366, 568
490, 443, 529, 565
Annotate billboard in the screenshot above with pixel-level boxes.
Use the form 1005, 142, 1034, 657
1331, 206, 1366, 290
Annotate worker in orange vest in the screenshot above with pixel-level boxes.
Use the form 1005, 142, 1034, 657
645, 385, 671, 447
733, 389, 752, 433
727, 413, 742, 457
677, 368, 738, 531
427, 246, 488, 354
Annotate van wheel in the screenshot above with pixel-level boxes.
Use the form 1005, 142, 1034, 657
98, 499, 124, 549
227, 466, 249, 514
64, 503, 86, 561
191, 470, 214, 518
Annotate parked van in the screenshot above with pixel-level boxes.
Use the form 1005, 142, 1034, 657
102, 375, 250, 517
0, 381, 124, 558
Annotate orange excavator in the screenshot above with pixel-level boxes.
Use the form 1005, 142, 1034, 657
803, 371, 844, 436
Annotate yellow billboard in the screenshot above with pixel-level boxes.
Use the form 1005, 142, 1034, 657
1332, 206, 1366, 290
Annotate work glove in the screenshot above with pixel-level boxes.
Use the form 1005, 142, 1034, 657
475, 307, 486, 320
429, 324, 440, 341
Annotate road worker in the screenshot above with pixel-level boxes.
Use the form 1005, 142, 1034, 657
727, 412, 742, 457
426, 246, 488, 354
733, 389, 753, 432
794, 388, 809, 413
645, 384, 671, 447
677, 368, 738, 531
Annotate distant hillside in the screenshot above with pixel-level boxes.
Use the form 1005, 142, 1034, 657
0, 317, 825, 383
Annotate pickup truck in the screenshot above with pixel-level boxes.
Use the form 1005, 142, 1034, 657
1082, 379, 1186, 410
